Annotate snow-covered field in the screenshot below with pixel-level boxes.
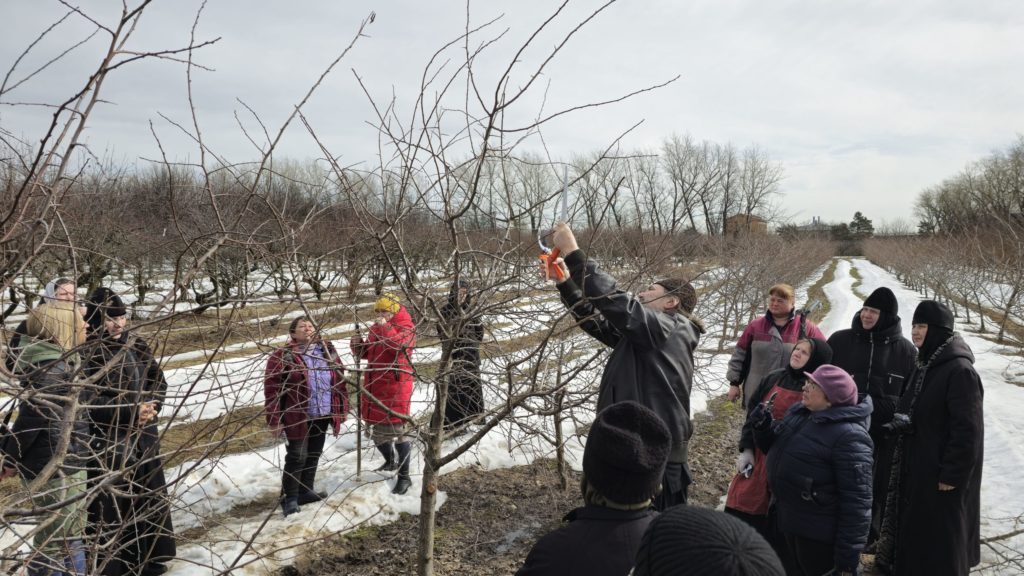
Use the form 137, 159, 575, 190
2, 257, 1021, 574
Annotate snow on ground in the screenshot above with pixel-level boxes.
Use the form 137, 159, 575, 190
830, 258, 1024, 573
817, 259, 859, 336
5, 258, 1020, 574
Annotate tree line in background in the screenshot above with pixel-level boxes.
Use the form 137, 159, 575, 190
865, 136, 1024, 344
0, 131, 790, 318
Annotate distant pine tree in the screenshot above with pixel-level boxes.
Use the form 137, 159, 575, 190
850, 211, 874, 238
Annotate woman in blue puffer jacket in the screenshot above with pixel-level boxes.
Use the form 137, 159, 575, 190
753, 364, 873, 576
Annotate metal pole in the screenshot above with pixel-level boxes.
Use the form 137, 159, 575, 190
354, 320, 363, 479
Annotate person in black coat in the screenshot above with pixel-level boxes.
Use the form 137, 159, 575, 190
827, 286, 916, 543
876, 300, 983, 576
84, 288, 176, 576
753, 365, 873, 576
516, 401, 668, 576
437, 279, 484, 429
545, 223, 705, 509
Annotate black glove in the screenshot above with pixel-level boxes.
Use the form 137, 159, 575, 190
750, 391, 778, 430
882, 412, 913, 436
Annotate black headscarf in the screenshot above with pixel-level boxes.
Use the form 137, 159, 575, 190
911, 300, 955, 361
786, 337, 833, 379
85, 287, 128, 334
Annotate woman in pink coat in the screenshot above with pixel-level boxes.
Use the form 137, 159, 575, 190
351, 294, 417, 494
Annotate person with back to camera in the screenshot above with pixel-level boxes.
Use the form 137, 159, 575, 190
751, 364, 873, 576
264, 316, 348, 516
726, 284, 825, 407
875, 300, 983, 576
517, 401, 669, 576
350, 293, 417, 495
631, 504, 785, 576
725, 337, 833, 555
826, 286, 916, 547
437, 279, 485, 430
543, 222, 705, 509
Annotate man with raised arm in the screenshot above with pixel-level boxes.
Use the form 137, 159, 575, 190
544, 223, 705, 509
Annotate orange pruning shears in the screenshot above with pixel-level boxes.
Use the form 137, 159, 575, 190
538, 165, 570, 281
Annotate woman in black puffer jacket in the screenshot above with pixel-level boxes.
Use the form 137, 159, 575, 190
753, 364, 873, 576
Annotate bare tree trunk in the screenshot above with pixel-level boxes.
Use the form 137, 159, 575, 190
417, 401, 445, 576
997, 285, 1020, 343
554, 389, 568, 491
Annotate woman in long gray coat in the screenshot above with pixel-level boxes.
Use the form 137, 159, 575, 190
876, 300, 983, 575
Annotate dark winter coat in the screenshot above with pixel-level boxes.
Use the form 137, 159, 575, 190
827, 311, 917, 437
828, 310, 917, 542
264, 339, 348, 441
86, 332, 169, 460
3, 319, 28, 373
85, 331, 176, 574
727, 310, 825, 406
755, 396, 874, 572
516, 505, 657, 576
351, 306, 416, 425
556, 249, 703, 464
437, 285, 484, 426
0, 340, 91, 480
891, 334, 983, 575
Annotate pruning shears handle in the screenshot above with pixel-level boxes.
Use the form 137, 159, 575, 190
539, 247, 565, 281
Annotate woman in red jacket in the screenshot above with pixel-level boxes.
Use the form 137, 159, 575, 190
351, 294, 417, 495
264, 316, 348, 516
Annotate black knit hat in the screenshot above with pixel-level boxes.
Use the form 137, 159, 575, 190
912, 300, 954, 332
864, 287, 898, 316
85, 287, 127, 332
583, 401, 670, 505
633, 505, 785, 576
654, 278, 697, 314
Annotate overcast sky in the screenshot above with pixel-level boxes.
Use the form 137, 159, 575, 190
2, 0, 1022, 227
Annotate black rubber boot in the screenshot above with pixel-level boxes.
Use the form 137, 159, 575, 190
298, 466, 326, 504
298, 490, 327, 505
376, 442, 397, 471
281, 496, 300, 517
392, 442, 412, 495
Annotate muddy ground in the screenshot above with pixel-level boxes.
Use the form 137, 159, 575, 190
279, 396, 746, 576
